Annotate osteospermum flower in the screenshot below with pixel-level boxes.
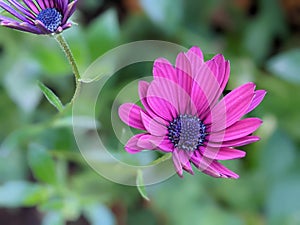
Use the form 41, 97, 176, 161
0, 0, 77, 34
119, 46, 266, 178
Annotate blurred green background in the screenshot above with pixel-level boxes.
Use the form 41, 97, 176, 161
0, 0, 300, 224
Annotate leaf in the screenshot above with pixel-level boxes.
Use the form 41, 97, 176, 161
42, 212, 65, 225
3, 58, 42, 113
140, 0, 183, 33
27, 144, 57, 185
29, 35, 70, 76
0, 181, 49, 208
84, 204, 116, 225
266, 176, 300, 225
136, 170, 150, 201
38, 81, 64, 112
53, 116, 100, 129
266, 49, 300, 83
86, 9, 120, 60
259, 129, 296, 180
148, 153, 172, 166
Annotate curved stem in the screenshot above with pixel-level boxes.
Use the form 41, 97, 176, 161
54, 34, 81, 103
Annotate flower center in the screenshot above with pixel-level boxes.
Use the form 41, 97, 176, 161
36, 8, 62, 32
167, 114, 206, 152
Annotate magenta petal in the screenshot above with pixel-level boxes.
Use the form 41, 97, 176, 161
185, 46, 204, 75
209, 118, 262, 142
245, 90, 267, 114
175, 52, 193, 94
153, 58, 177, 82
191, 62, 221, 117
202, 146, 246, 160
191, 151, 221, 177
119, 103, 145, 130
210, 54, 230, 94
209, 161, 239, 179
172, 150, 183, 177
125, 134, 144, 153
178, 150, 194, 175
147, 78, 183, 120
175, 53, 194, 113
207, 136, 260, 147
62, 0, 77, 24
23, 0, 40, 14
137, 134, 165, 150
206, 82, 255, 132
140, 111, 167, 136
139, 81, 158, 118
139, 81, 168, 125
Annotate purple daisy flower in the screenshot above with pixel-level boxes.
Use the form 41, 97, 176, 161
0, 0, 77, 34
118, 46, 266, 178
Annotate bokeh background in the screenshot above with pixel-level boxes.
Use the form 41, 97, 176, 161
0, 0, 300, 224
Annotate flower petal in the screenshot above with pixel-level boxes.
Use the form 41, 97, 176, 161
62, 0, 77, 24
206, 82, 255, 132
7, 0, 35, 19
190, 151, 221, 177
1, 20, 41, 33
208, 161, 239, 179
207, 136, 260, 147
209, 118, 262, 142
185, 46, 204, 75
137, 134, 165, 150
119, 103, 145, 130
140, 111, 167, 136
245, 90, 267, 114
23, 0, 40, 14
124, 134, 144, 153
0, 1, 29, 22
175, 52, 193, 94
172, 150, 183, 177
153, 58, 177, 82
146, 78, 182, 120
202, 146, 246, 160
139, 81, 166, 124
191, 62, 221, 117
177, 150, 194, 175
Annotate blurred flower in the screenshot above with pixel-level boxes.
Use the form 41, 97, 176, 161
0, 0, 77, 34
119, 46, 266, 178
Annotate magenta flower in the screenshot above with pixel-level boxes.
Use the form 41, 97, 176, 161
0, 0, 77, 34
119, 46, 266, 178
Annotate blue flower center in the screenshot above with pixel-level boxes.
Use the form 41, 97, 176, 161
36, 8, 62, 32
167, 114, 206, 152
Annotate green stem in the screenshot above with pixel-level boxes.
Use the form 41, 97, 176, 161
54, 34, 81, 103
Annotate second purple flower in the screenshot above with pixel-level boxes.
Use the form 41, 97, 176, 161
0, 0, 77, 34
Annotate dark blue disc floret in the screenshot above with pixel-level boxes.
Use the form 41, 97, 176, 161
36, 8, 62, 33
167, 114, 207, 152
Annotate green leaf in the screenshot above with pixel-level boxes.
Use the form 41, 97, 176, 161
84, 204, 116, 225
42, 212, 65, 225
38, 81, 64, 112
148, 153, 172, 166
0, 181, 50, 208
3, 58, 42, 113
40, 195, 81, 221
267, 176, 300, 225
266, 49, 300, 83
27, 144, 57, 185
259, 129, 296, 180
29, 35, 70, 76
136, 170, 150, 201
140, 0, 183, 33
86, 9, 120, 60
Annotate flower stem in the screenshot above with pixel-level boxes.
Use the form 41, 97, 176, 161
54, 34, 81, 103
